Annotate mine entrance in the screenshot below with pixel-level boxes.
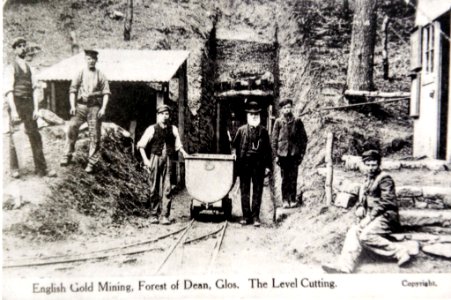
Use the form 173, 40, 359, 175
213, 35, 278, 154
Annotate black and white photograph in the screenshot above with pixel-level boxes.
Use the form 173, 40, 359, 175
2, 0, 451, 299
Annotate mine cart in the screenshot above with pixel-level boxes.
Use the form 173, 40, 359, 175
184, 153, 235, 219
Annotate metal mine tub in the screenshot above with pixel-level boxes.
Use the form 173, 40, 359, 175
184, 153, 235, 219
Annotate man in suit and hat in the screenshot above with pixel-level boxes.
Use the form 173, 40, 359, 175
137, 104, 188, 225
322, 149, 419, 273
4, 37, 56, 178
232, 101, 272, 227
271, 98, 308, 208
60, 49, 110, 173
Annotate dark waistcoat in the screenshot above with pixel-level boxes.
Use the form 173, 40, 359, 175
13, 62, 33, 99
146, 124, 175, 156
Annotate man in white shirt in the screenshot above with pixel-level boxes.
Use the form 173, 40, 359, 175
60, 49, 110, 173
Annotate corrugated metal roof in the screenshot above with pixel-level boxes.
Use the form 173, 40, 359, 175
37, 49, 190, 82
415, 0, 451, 26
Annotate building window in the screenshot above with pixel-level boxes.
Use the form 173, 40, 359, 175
423, 25, 435, 74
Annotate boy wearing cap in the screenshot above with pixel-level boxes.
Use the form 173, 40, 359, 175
271, 98, 307, 208
137, 105, 188, 225
60, 50, 110, 173
232, 101, 272, 227
322, 150, 419, 273
4, 37, 55, 178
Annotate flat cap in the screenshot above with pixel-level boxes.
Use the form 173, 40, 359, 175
84, 49, 99, 58
279, 98, 293, 108
12, 37, 26, 49
156, 104, 170, 114
362, 150, 381, 162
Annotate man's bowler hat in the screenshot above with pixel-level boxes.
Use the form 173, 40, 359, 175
245, 101, 262, 113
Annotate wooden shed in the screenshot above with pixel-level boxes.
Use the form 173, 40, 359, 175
410, 1, 451, 161
37, 49, 189, 181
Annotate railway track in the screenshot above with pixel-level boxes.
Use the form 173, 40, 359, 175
4, 220, 228, 275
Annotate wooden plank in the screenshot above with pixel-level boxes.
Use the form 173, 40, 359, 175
344, 89, 410, 98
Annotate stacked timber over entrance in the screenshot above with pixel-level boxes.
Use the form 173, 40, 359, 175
213, 29, 279, 153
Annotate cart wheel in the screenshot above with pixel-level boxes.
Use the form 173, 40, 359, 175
223, 197, 232, 221
190, 202, 199, 220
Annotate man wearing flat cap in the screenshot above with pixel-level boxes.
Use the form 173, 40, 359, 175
271, 98, 308, 208
322, 149, 419, 273
3, 37, 55, 178
232, 101, 272, 227
60, 49, 110, 173
137, 104, 188, 225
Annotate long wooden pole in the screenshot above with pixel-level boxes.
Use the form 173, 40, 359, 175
382, 16, 390, 80
325, 132, 334, 205
124, 0, 133, 41
344, 89, 410, 98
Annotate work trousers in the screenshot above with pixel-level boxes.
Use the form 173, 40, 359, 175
64, 104, 101, 166
279, 156, 299, 204
10, 97, 47, 175
239, 156, 265, 221
337, 212, 405, 272
147, 152, 172, 218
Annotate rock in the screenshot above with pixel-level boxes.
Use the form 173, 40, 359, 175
102, 122, 131, 138
275, 207, 297, 223
334, 179, 360, 195
415, 201, 428, 209
397, 186, 423, 197
38, 109, 65, 125
316, 167, 327, 177
397, 197, 415, 208
37, 118, 50, 128
422, 243, 451, 258
389, 233, 441, 243
399, 209, 451, 227
342, 155, 361, 171
334, 192, 357, 208
400, 159, 448, 171
42, 125, 66, 140
426, 198, 445, 210
423, 187, 451, 206
381, 160, 401, 170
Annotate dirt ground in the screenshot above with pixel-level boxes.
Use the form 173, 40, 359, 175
3, 125, 451, 279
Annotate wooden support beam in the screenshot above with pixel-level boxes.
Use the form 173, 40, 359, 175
325, 132, 334, 206
178, 62, 187, 186
216, 89, 273, 98
344, 89, 410, 98
50, 82, 56, 113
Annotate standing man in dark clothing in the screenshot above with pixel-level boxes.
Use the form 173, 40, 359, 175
4, 37, 55, 178
137, 105, 188, 225
272, 99, 307, 208
233, 101, 272, 227
60, 49, 110, 173
322, 150, 419, 273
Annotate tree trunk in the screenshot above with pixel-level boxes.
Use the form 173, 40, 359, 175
346, 0, 378, 99
124, 0, 133, 41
